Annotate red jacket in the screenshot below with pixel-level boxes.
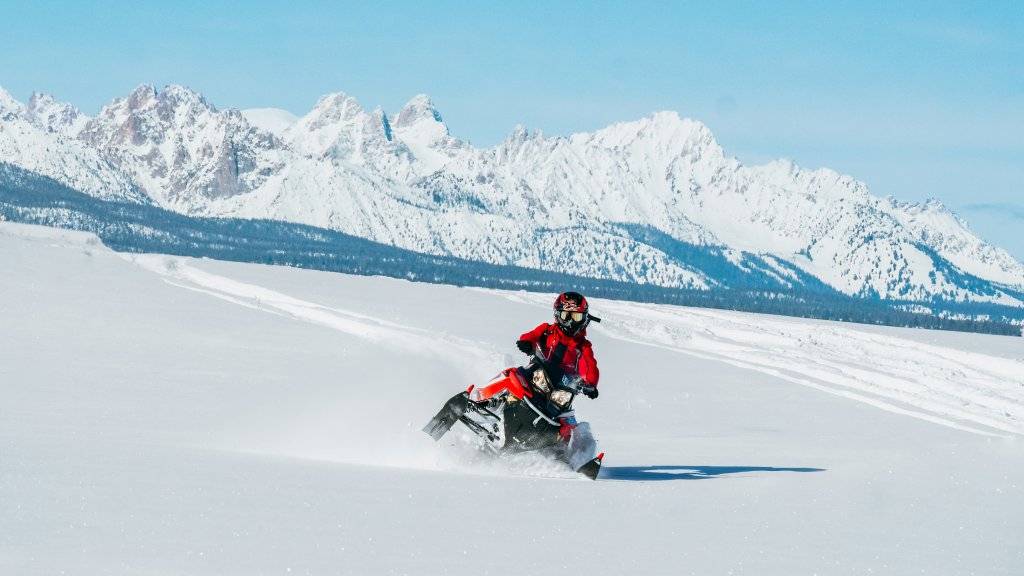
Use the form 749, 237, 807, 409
518, 322, 599, 387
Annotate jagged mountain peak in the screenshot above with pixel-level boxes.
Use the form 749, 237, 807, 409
307, 92, 365, 122
287, 92, 398, 161
921, 197, 952, 213
125, 84, 157, 108
394, 94, 445, 129
387, 95, 467, 175
25, 92, 89, 136
582, 111, 721, 161
495, 125, 551, 163
888, 197, 966, 226
108, 84, 215, 118
505, 124, 545, 142
74, 84, 285, 206
159, 84, 215, 111
28, 91, 58, 108
392, 94, 450, 156
0, 86, 23, 117
0, 86, 143, 202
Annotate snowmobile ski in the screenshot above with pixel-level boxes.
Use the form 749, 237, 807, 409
422, 391, 469, 441
577, 452, 604, 480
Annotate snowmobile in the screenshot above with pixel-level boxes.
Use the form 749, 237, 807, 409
422, 344, 604, 480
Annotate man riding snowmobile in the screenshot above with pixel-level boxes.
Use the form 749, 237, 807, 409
422, 291, 604, 479
516, 291, 600, 434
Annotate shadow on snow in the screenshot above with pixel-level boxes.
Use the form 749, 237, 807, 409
600, 465, 825, 481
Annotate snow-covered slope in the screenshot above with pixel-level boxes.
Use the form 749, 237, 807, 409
1, 84, 1022, 304
888, 197, 1024, 288
2, 222, 1022, 575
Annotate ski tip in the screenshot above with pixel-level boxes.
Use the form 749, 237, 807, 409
578, 454, 603, 480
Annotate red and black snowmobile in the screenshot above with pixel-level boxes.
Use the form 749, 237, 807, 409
422, 344, 604, 479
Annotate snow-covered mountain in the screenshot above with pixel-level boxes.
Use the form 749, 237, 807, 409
78, 85, 286, 210
0, 87, 144, 202
1, 83, 1022, 305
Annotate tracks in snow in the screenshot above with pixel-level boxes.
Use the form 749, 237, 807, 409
127, 254, 502, 372
496, 291, 1024, 437
128, 254, 1024, 438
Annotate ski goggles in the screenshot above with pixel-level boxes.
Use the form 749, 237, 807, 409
557, 310, 586, 323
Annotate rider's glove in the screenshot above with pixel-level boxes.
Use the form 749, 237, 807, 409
581, 385, 599, 399
516, 340, 533, 355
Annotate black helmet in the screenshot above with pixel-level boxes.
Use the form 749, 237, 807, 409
553, 291, 589, 335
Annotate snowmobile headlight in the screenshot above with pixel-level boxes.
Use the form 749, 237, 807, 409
532, 369, 551, 392
550, 389, 573, 407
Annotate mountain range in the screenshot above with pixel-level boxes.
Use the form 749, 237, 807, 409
1, 83, 1022, 308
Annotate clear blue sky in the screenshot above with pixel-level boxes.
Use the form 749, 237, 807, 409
2, 1, 1022, 257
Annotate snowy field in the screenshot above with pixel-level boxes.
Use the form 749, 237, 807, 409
2, 222, 1023, 575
